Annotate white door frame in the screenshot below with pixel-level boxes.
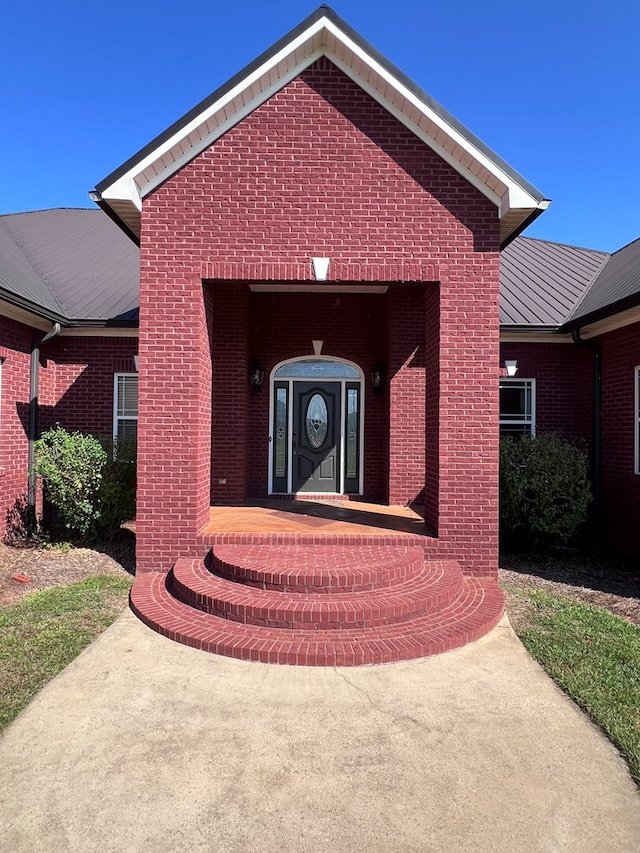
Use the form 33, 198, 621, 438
268, 356, 365, 496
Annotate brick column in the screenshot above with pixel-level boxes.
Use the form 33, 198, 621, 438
436, 260, 500, 576
136, 259, 212, 573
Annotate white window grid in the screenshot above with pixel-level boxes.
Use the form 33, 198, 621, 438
499, 378, 536, 437
113, 372, 138, 445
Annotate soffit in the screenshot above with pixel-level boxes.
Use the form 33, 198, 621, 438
93, 6, 548, 247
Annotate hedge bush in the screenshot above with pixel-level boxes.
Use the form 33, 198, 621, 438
500, 433, 592, 551
93, 436, 137, 540
34, 426, 136, 541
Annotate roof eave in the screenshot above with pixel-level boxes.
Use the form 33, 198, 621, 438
500, 324, 573, 343
93, 6, 547, 244
499, 202, 551, 250
89, 195, 140, 247
561, 292, 640, 334
0, 287, 68, 327
0, 286, 140, 330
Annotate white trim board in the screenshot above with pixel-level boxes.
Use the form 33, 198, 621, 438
94, 11, 547, 244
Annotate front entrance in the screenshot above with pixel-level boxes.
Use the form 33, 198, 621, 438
269, 358, 363, 495
293, 382, 340, 492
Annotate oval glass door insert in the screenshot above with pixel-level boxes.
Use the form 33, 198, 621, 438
306, 394, 328, 449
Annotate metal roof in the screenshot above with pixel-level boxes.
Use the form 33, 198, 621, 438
0, 209, 139, 323
565, 236, 640, 328
1, 208, 638, 333
500, 236, 609, 326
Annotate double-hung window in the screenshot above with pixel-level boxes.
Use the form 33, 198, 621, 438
499, 378, 535, 437
113, 373, 138, 445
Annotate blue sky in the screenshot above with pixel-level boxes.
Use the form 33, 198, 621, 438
2, 1, 639, 252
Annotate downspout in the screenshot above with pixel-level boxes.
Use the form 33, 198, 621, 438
28, 322, 61, 531
571, 328, 602, 547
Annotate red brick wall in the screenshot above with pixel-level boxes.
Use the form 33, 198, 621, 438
597, 321, 640, 553
46, 337, 137, 436
500, 342, 591, 441
0, 321, 137, 536
501, 332, 640, 555
388, 285, 426, 506
424, 284, 440, 532
139, 57, 501, 574
0, 317, 35, 531
210, 283, 249, 504
435, 260, 501, 574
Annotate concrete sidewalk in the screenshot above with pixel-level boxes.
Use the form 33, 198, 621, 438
1, 611, 638, 853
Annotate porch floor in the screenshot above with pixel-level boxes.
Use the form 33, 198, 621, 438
199, 499, 428, 538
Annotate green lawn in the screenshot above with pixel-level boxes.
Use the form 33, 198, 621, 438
506, 585, 640, 785
3, 571, 639, 790
0, 575, 132, 732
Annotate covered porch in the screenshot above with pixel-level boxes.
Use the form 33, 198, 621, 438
198, 499, 428, 539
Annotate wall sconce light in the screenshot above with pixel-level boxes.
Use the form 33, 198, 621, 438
504, 359, 518, 377
249, 365, 264, 392
371, 366, 384, 390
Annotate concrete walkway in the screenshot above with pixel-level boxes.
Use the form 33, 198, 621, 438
1, 611, 639, 853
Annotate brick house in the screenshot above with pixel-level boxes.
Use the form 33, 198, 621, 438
0, 209, 139, 532
500, 234, 640, 555
1, 8, 635, 664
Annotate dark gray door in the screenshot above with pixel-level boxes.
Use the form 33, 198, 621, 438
292, 382, 341, 492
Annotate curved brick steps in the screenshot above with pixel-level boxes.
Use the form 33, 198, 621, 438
130, 571, 504, 666
170, 556, 463, 629
211, 543, 426, 592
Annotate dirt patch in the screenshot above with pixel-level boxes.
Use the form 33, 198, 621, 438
500, 551, 640, 632
0, 529, 135, 606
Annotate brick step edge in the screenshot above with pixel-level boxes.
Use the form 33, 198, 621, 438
130, 573, 504, 666
198, 531, 428, 547
171, 558, 463, 629
210, 544, 428, 592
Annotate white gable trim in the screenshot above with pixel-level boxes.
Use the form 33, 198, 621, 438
95, 10, 547, 240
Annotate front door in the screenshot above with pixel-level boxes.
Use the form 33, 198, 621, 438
292, 382, 340, 492
269, 358, 363, 496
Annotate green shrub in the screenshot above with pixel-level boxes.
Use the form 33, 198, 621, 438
500, 433, 592, 551
35, 427, 106, 537
93, 437, 137, 540
34, 427, 136, 541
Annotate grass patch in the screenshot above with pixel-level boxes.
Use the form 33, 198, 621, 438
508, 585, 640, 784
0, 575, 132, 732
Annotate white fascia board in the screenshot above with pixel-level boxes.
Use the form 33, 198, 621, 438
141, 52, 324, 198
100, 14, 541, 219
100, 21, 327, 205
100, 174, 143, 211
500, 189, 550, 218
325, 50, 501, 209
500, 329, 573, 344
0, 299, 52, 332
323, 19, 540, 216
578, 305, 640, 339
59, 326, 139, 338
